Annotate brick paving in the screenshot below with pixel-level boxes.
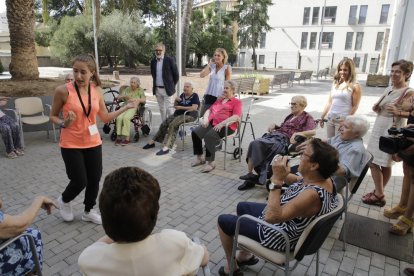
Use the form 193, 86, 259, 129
0, 72, 412, 275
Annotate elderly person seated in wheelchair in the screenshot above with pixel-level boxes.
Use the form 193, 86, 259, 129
190, 80, 242, 173
0, 96, 25, 159
115, 77, 146, 146
0, 196, 56, 275
217, 139, 339, 276
238, 95, 316, 190
143, 81, 200, 155
78, 167, 209, 275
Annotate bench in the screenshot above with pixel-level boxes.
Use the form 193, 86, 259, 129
316, 68, 329, 79
271, 72, 292, 90
294, 71, 313, 84
233, 77, 256, 96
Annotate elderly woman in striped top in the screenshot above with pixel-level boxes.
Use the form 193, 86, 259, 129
217, 139, 339, 276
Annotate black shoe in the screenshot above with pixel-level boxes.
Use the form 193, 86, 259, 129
143, 143, 155, 149
236, 255, 259, 267
218, 266, 243, 276
238, 181, 256, 191
239, 172, 259, 181
156, 149, 169, 155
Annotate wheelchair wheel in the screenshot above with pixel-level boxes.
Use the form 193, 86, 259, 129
110, 131, 117, 141
133, 132, 140, 142
233, 148, 243, 159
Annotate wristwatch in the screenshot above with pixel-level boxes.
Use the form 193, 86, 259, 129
269, 182, 283, 191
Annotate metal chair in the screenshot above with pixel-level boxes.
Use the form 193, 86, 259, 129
219, 115, 242, 170
230, 194, 345, 276
13, 97, 57, 147
0, 233, 43, 276
180, 109, 201, 150
338, 151, 373, 250
192, 236, 211, 276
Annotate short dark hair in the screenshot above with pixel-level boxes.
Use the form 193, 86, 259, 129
99, 167, 161, 242
392, 59, 413, 81
308, 139, 339, 179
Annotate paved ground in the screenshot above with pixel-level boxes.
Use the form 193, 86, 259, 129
0, 72, 412, 276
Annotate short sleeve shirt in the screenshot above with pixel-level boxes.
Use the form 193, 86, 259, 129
174, 93, 200, 117
208, 97, 242, 131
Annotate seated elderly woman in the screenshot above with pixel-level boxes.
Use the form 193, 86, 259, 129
0, 96, 24, 159
143, 81, 200, 155
0, 196, 56, 275
217, 139, 339, 276
191, 80, 242, 173
78, 167, 209, 275
238, 95, 316, 190
115, 77, 146, 146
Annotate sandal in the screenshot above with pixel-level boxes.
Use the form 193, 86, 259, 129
218, 266, 243, 276
201, 164, 216, 173
384, 205, 407, 219
390, 215, 414, 236
362, 192, 386, 207
236, 255, 259, 267
362, 190, 375, 201
191, 159, 206, 167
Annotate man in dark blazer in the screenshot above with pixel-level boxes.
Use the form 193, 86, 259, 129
151, 43, 179, 122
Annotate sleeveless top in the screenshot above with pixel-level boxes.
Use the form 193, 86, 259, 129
258, 180, 338, 251
60, 82, 102, 149
204, 63, 231, 98
328, 82, 356, 117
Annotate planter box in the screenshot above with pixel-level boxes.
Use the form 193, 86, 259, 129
366, 75, 390, 87
253, 78, 270, 95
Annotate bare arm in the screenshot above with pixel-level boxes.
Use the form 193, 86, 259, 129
289, 129, 316, 144
0, 196, 57, 239
350, 83, 362, 115
200, 246, 209, 267
175, 104, 199, 111
50, 85, 69, 125
97, 87, 138, 123
320, 92, 333, 127
200, 61, 212, 78
225, 66, 231, 80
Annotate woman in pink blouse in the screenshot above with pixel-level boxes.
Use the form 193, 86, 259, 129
191, 80, 242, 173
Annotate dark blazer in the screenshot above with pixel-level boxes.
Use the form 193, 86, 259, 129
151, 56, 179, 96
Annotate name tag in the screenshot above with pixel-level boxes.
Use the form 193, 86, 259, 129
88, 124, 98, 136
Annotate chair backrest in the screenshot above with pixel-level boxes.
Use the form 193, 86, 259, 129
293, 194, 345, 261
15, 97, 44, 116
349, 151, 373, 195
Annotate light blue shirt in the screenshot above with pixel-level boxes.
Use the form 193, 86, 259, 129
155, 57, 164, 87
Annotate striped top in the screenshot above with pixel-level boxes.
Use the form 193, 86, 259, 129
258, 180, 338, 251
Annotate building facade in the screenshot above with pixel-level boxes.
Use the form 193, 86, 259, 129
238, 0, 395, 73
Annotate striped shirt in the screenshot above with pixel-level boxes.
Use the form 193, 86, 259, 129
258, 180, 338, 251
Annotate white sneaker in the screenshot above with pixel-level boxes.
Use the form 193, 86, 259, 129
82, 210, 102, 225
57, 196, 74, 222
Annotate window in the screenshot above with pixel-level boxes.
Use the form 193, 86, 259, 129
259, 55, 265, 64
321, 32, 334, 49
259, 33, 266, 49
301, 32, 308, 49
303, 7, 310, 25
355, 32, 364, 50
312, 7, 320, 25
345, 32, 354, 50
323, 6, 337, 24
348, 5, 357, 25
380, 4, 390, 24
309, 32, 317, 49
353, 57, 360, 67
375, 32, 384, 51
358, 5, 368, 24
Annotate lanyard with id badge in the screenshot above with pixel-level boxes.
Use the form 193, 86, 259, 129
74, 82, 98, 136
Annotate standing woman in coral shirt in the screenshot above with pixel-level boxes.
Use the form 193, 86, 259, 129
50, 54, 137, 224
320, 58, 362, 138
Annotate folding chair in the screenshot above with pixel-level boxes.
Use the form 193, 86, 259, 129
0, 233, 43, 276
230, 194, 345, 276
13, 97, 57, 147
338, 151, 373, 250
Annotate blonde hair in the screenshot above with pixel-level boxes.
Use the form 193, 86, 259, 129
333, 58, 356, 89
215, 48, 228, 64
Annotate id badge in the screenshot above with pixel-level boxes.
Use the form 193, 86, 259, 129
88, 124, 99, 136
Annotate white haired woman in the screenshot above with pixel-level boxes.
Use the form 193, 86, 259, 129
115, 77, 146, 146
143, 81, 200, 155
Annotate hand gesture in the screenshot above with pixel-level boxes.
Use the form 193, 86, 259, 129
38, 196, 58, 215
268, 123, 276, 133
271, 155, 290, 182
125, 99, 139, 110
65, 111, 76, 127
213, 122, 224, 132
385, 103, 398, 115
201, 118, 209, 128
319, 119, 325, 128
175, 97, 181, 102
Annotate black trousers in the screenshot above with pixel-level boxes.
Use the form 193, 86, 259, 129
191, 123, 234, 162
61, 145, 102, 212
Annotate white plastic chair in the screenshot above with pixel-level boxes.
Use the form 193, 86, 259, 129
14, 97, 57, 147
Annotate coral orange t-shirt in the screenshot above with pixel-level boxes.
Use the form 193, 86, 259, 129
60, 82, 102, 149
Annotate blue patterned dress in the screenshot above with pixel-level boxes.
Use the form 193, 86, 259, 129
0, 211, 43, 275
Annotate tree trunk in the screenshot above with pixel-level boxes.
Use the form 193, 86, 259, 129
6, 0, 39, 80
41, 0, 49, 23
196, 53, 203, 68
181, 0, 193, 76
252, 47, 257, 70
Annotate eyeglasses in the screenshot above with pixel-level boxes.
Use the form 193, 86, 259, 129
289, 102, 297, 106
155, 49, 163, 52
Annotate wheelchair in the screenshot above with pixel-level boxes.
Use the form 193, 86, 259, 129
102, 88, 152, 142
